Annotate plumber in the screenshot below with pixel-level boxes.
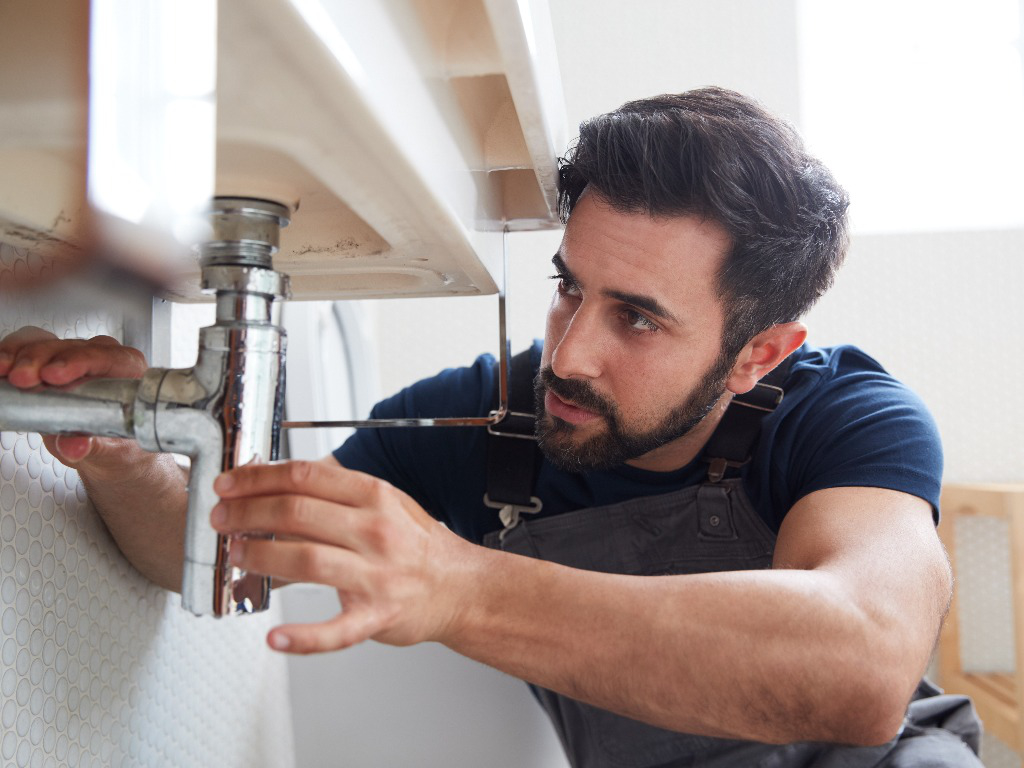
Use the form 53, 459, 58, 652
0, 88, 982, 766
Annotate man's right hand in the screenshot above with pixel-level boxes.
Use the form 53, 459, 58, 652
0, 325, 149, 469
0, 325, 189, 591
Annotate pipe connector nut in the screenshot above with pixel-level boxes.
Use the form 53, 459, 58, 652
201, 265, 291, 300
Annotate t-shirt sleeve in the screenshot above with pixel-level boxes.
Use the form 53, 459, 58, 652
766, 347, 943, 526
331, 354, 497, 528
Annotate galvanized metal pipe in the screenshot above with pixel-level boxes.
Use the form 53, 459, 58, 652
0, 378, 140, 437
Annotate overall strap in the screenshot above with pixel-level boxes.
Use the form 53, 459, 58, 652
702, 354, 795, 483
484, 349, 542, 512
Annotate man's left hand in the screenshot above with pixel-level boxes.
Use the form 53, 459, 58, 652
210, 458, 468, 654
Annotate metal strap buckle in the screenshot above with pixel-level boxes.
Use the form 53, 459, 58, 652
483, 493, 543, 514
705, 457, 748, 484
483, 493, 544, 541
486, 410, 537, 439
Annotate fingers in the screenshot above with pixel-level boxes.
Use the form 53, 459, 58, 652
49, 435, 95, 463
268, 609, 386, 655
215, 461, 449, 654
230, 537, 369, 593
215, 460, 436, 533
42, 433, 162, 482
0, 327, 55, 383
0, 328, 149, 476
228, 525, 436, 652
0, 327, 146, 388
211, 493, 375, 550
215, 459, 389, 508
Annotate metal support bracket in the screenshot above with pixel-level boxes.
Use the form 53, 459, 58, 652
281, 226, 516, 431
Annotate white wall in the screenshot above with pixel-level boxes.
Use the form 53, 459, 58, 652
803, 229, 1024, 486
282, 584, 567, 768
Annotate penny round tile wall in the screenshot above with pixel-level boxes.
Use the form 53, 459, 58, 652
0, 243, 295, 767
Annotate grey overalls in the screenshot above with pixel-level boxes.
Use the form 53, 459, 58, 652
481, 352, 982, 767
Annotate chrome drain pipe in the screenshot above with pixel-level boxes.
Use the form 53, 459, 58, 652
0, 197, 290, 617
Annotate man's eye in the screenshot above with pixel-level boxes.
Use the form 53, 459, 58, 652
624, 309, 658, 333
549, 274, 579, 296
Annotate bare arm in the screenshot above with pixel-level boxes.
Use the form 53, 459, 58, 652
211, 460, 951, 746
71, 443, 188, 592
443, 486, 948, 745
0, 327, 188, 591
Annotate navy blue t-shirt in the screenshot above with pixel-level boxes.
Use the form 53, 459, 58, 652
333, 342, 943, 543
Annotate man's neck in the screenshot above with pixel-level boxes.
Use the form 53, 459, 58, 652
624, 393, 734, 473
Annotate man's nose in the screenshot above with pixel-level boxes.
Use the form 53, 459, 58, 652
550, 308, 603, 381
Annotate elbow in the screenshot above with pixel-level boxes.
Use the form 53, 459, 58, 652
760, 658, 912, 746
817, 670, 911, 747
841, 701, 905, 747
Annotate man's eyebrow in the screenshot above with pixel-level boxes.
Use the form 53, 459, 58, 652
551, 253, 575, 281
552, 254, 679, 325
606, 289, 679, 324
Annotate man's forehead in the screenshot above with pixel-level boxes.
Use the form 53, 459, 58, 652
556, 198, 731, 322
559, 202, 730, 277
565, 192, 730, 257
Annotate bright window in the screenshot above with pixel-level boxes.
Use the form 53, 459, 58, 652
797, 0, 1024, 233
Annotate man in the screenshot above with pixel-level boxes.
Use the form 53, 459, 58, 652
0, 88, 981, 765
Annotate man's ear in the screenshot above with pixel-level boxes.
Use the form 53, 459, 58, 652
725, 322, 807, 395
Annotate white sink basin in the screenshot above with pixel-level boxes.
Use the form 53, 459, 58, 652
0, 0, 566, 300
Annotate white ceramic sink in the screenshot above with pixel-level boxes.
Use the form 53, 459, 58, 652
0, 0, 566, 300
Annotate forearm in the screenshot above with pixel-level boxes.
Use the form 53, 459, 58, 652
441, 547, 919, 746
76, 443, 188, 593
0, 329, 189, 592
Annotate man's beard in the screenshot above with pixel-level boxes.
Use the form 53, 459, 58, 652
533, 351, 735, 472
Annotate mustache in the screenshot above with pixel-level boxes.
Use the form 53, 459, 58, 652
537, 366, 615, 418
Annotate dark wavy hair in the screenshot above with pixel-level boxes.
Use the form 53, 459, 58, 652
557, 87, 850, 359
